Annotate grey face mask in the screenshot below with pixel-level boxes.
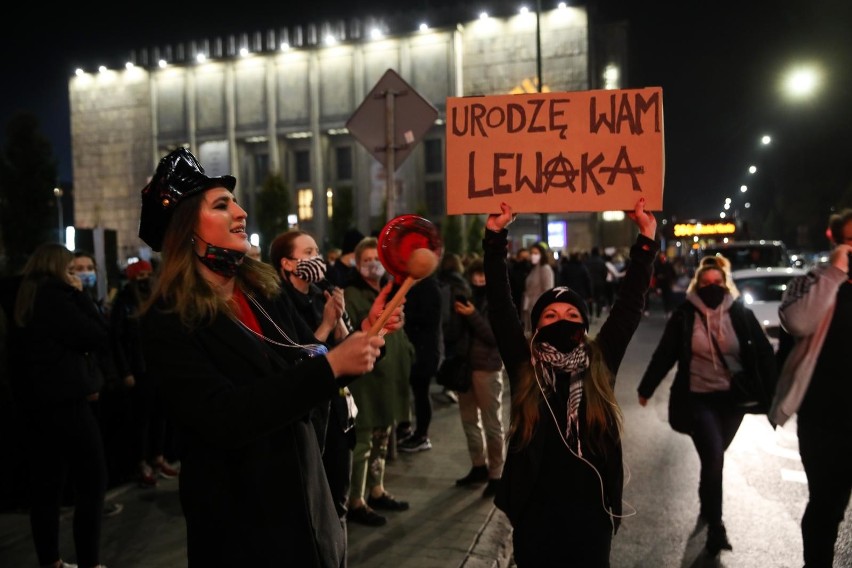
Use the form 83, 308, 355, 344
360, 260, 385, 280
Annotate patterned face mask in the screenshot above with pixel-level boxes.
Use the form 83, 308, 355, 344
291, 255, 327, 283
194, 235, 245, 277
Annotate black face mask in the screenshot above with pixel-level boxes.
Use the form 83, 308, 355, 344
696, 284, 726, 309
533, 319, 586, 353
471, 284, 486, 299
135, 278, 151, 296
194, 235, 245, 277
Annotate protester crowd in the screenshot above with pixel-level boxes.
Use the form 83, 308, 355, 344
0, 147, 847, 567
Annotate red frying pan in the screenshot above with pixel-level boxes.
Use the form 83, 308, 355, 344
369, 214, 443, 335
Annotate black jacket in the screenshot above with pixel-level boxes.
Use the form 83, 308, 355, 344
14, 278, 109, 405
465, 289, 502, 373
404, 273, 444, 378
110, 281, 147, 379
637, 297, 777, 413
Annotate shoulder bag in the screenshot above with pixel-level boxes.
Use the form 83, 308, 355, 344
707, 331, 770, 414
436, 354, 472, 393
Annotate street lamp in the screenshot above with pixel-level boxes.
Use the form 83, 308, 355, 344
782, 65, 822, 100
53, 187, 64, 244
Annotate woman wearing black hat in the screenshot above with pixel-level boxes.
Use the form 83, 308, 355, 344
136, 148, 398, 567
483, 198, 657, 567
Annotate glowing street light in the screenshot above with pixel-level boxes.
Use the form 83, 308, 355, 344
782, 64, 822, 100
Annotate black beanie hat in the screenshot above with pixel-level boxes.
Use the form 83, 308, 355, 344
341, 228, 366, 255
530, 286, 590, 331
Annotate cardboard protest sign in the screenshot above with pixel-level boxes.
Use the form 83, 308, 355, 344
445, 87, 664, 214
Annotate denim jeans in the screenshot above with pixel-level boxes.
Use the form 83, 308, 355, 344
689, 392, 744, 525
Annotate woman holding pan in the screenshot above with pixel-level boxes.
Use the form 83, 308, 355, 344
136, 148, 402, 567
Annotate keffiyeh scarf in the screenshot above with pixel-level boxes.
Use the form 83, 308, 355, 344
533, 341, 590, 454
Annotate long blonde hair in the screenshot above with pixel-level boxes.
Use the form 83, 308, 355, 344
509, 338, 622, 455
139, 192, 280, 329
14, 243, 75, 327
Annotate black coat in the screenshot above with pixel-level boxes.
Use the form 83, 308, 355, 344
110, 281, 147, 378
637, 298, 777, 416
141, 290, 345, 567
404, 273, 444, 379
14, 278, 109, 404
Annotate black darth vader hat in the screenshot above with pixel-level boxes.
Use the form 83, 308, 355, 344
139, 147, 236, 251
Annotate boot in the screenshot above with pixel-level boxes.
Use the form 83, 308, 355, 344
706, 523, 733, 556
455, 465, 488, 486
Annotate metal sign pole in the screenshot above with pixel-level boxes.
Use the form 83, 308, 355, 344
347, 69, 438, 223
385, 90, 396, 222
536, 0, 548, 245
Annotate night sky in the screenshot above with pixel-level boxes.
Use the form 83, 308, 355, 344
1, 0, 850, 223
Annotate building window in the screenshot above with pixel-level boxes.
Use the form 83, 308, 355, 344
335, 146, 352, 180
424, 139, 443, 174
295, 150, 311, 183
254, 153, 270, 185
298, 188, 314, 220
326, 188, 334, 219
425, 180, 443, 216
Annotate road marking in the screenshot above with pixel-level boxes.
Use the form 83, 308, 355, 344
781, 468, 808, 484
761, 442, 801, 461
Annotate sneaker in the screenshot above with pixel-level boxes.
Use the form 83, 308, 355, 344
455, 465, 488, 486
156, 461, 180, 479
139, 463, 158, 488
367, 492, 410, 511
103, 502, 124, 517
60, 561, 78, 568
396, 424, 413, 444
442, 388, 458, 403
346, 506, 387, 527
398, 436, 432, 453
482, 478, 500, 498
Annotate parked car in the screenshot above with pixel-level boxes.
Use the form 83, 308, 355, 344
731, 266, 807, 351
700, 240, 790, 270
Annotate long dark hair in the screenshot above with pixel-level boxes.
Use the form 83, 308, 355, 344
509, 339, 621, 455
14, 243, 75, 326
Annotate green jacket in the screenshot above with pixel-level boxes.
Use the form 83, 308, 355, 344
344, 276, 414, 428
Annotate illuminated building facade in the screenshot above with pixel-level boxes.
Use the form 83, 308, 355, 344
68, 6, 629, 263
